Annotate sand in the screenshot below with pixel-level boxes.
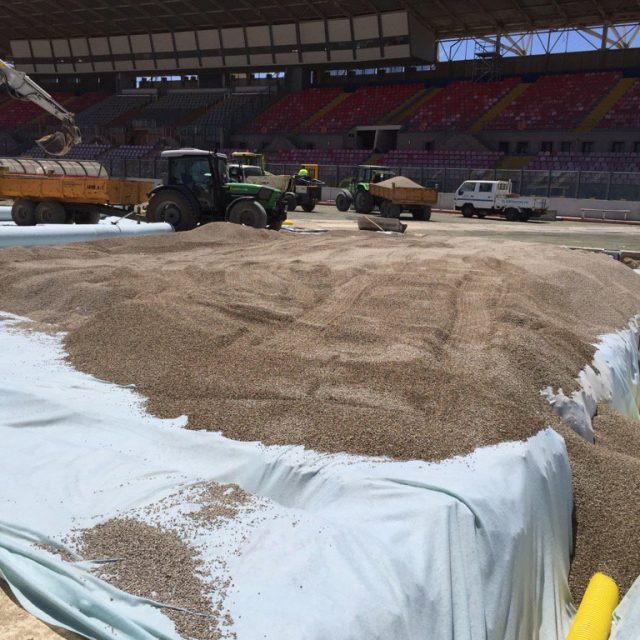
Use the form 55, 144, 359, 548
1, 222, 640, 633
0, 582, 83, 640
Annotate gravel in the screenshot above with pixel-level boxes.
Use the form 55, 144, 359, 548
1, 223, 640, 601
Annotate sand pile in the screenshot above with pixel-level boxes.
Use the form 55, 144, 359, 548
1, 222, 640, 604
374, 175, 424, 189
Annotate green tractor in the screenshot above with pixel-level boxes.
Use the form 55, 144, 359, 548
146, 149, 287, 231
334, 165, 396, 213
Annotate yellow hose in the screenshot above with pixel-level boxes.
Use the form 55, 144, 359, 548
567, 573, 619, 640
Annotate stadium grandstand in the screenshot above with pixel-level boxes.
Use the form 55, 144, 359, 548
0, 0, 639, 201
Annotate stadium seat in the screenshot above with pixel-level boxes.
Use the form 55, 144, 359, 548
407, 78, 519, 131
245, 87, 343, 134
597, 79, 640, 129
490, 72, 620, 130
306, 84, 422, 133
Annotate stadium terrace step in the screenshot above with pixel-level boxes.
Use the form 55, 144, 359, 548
497, 155, 533, 170
468, 82, 529, 133
576, 78, 637, 132
295, 92, 350, 133
377, 87, 431, 125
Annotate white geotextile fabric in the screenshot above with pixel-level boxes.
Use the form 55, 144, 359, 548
543, 314, 640, 634
542, 315, 640, 443
0, 313, 577, 640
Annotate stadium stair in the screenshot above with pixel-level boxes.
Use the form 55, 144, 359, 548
468, 82, 530, 133
176, 98, 223, 127
383, 88, 441, 126
364, 152, 385, 164
294, 92, 349, 133
497, 155, 533, 170
377, 87, 432, 125
576, 78, 637, 132
107, 99, 153, 127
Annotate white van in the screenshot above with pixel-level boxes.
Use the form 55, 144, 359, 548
453, 180, 547, 222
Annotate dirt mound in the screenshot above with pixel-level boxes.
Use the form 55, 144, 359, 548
374, 175, 424, 189
1, 230, 640, 600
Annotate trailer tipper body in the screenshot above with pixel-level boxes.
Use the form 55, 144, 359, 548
0, 158, 154, 225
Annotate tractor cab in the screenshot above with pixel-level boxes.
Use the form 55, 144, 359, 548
353, 165, 395, 190
147, 149, 287, 231
163, 149, 229, 215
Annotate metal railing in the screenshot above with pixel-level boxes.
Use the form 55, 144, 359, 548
98, 160, 640, 202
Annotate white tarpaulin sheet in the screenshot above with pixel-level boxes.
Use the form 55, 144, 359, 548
0, 312, 582, 639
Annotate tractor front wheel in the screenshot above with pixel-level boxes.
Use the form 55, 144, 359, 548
147, 190, 198, 231
335, 192, 352, 212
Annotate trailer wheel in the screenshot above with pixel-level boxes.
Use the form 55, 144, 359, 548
354, 189, 374, 214
335, 192, 351, 212
302, 199, 317, 212
505, 208, 519, 222
381, 203, 402, 219
147, 190, 197, 231
11, 199, 37, 226
285, 194, 297, 212
228, 199, 268, 229
74, 211, 101, 224
412, 207, 431, 221
35, 200, 68, 224
462, 204, 474, 218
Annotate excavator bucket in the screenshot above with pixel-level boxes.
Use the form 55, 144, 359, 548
36, 131, 70, 156
36, 124, 81, 157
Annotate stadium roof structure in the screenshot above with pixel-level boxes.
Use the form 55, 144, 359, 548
1, 0, 639, 47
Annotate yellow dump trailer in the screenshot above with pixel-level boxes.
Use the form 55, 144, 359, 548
368, 176, 438, 221
0, 158, 154, 225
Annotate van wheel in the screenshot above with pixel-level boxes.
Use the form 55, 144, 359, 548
505, 208, 519, 222
462, 204, 474, 218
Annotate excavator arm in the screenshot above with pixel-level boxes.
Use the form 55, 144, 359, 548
0, 59, 81, 156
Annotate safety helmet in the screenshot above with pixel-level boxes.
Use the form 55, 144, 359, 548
298, 168, 309, 176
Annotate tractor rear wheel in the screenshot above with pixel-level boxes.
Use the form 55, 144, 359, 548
228, 199, 268, 229
354, 189, 374, 214
147, 190, 197, 231
11, 199, 37, 226
35, 200, 68, 224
